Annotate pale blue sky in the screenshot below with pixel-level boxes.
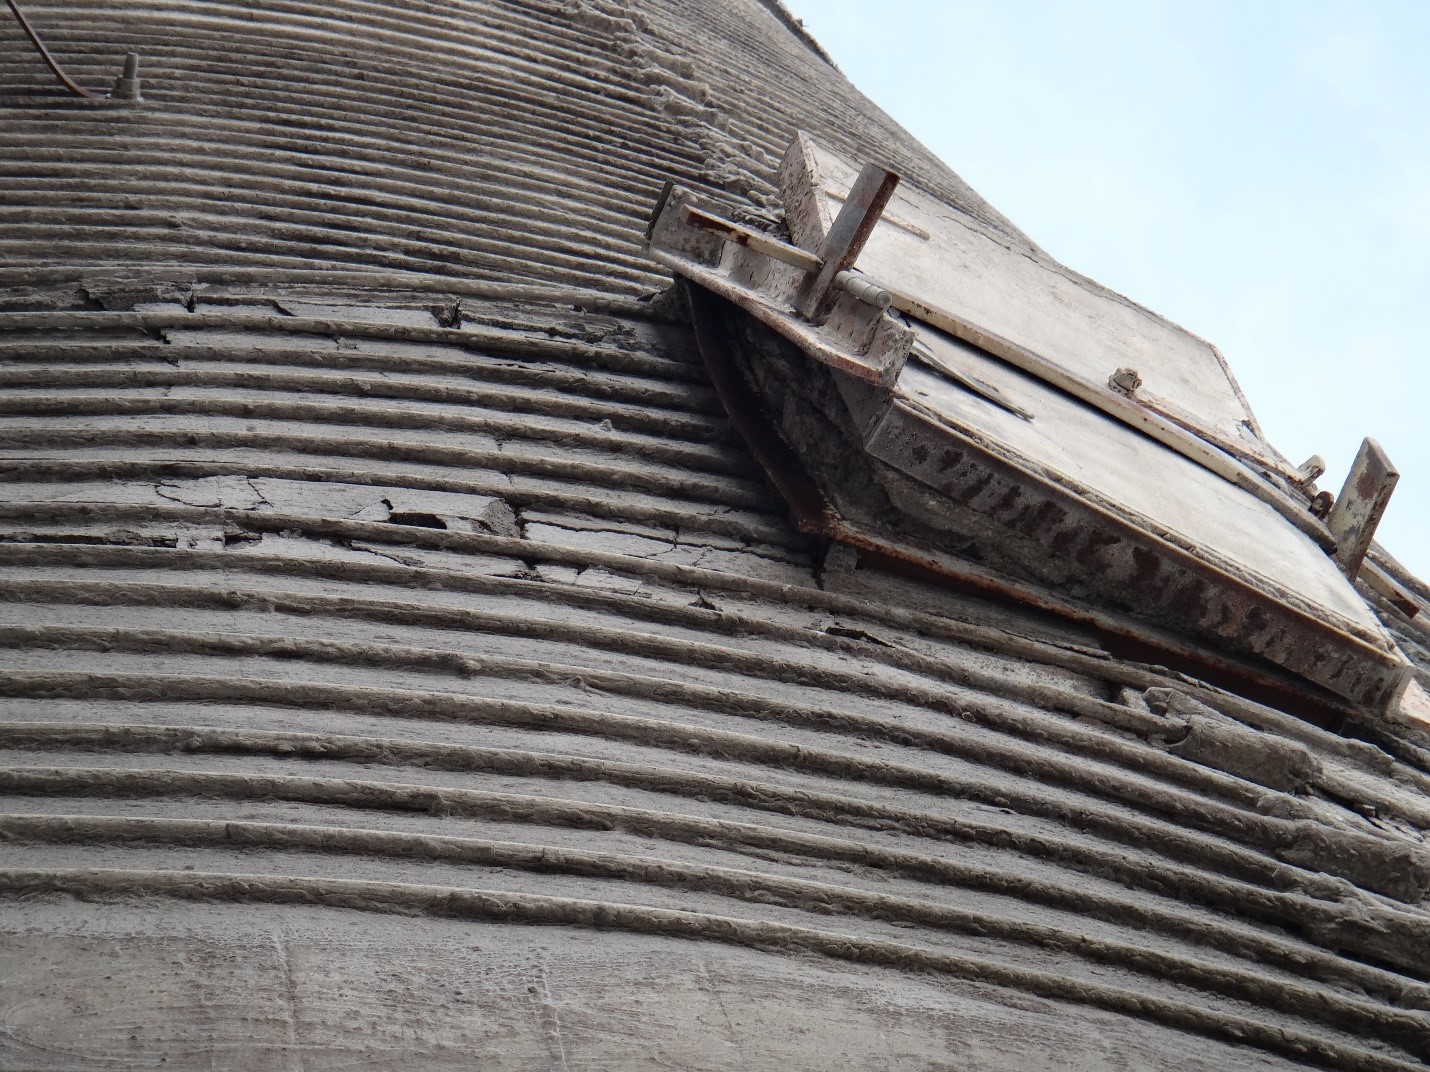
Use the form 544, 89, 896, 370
783, 0, 1427, 579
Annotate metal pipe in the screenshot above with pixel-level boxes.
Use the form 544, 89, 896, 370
834, 269, 893, 310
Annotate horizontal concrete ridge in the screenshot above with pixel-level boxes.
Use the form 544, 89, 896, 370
3, 1, 1428, 1070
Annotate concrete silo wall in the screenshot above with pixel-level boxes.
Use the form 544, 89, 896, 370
2, 3, 1428, 1069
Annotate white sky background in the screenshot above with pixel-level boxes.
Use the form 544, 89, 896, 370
781, 0, 1428, 579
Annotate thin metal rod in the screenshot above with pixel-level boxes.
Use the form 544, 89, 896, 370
4, 0, 100, 98
683, 206, 823, 272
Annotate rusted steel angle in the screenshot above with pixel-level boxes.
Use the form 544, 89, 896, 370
4, 0, 98, 98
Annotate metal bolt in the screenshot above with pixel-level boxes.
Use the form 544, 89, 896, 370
835, 269, 893, 310
1109, 366, 1142, 393
109, 51, 141, 100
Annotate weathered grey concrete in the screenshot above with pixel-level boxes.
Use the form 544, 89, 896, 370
1, 1, 1428, 1069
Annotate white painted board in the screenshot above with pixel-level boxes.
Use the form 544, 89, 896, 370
901, 326, 1381, 633
781, 134, 1265, 449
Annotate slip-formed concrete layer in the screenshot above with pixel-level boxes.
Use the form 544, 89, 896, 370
2, 2, 1430, 1070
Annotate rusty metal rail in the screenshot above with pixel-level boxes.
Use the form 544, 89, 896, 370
5, 0, 103, 98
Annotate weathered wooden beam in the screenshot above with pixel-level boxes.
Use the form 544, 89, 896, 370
795, 162, 900, 323
1329, 437, 1399, 579
1362, 559, 1421, 619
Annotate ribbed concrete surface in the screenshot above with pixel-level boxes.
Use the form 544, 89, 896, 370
0, 0, 1030, 294
2, 2, 1429, 1070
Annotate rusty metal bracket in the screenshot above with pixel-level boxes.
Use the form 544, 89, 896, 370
794, 162, 900, 323
4, 0, 137, 100
1329, 437, 1398, 580
645, 182, 914, 386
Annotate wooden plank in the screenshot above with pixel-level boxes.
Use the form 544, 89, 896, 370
779, 133, 1262, 442
1329, 437, 1399, 579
